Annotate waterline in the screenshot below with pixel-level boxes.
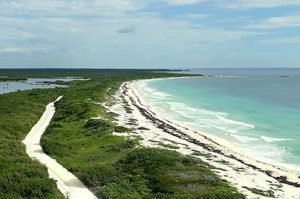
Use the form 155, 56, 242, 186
133, 73, 300, 171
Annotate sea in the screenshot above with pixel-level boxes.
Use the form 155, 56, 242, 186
134, 68, 300, 171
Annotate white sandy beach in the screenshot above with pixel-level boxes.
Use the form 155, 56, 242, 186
23, 96, 97, 199
105, 79, 300, 199
21, 78, 300, 199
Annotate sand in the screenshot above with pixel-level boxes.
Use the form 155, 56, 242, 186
22, 77, 300, 199
104, 79, 300, 199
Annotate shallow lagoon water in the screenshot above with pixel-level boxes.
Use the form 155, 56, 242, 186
135, 68, 300, 171
0, 78, 75, 94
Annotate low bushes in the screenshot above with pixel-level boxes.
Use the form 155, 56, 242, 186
0, 89, 63, 198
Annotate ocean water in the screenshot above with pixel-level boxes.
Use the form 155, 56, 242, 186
134, 68, 300, 171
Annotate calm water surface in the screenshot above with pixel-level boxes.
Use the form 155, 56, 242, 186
0, 78, 77, 94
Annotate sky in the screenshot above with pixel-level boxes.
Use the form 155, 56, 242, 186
0, 0, 300, 69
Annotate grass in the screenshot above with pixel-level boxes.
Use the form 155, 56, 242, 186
0, 69, 244, 198
157, 142, 181, 150
39, 71, 243, 198
244, 187, 275, 198
122, 97, 133, 114
114, 126, 130, 133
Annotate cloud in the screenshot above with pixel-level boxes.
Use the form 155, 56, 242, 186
246, 14, 300, 29
0, 47, 30, 54
0, 47, 48, 54
117, 25, 137, 34
1, 0, 300, 19
164, 0, 203, 5
0, 0, 145, 17
0, 0, 298, 68
225, 0, 300, 9
0, 9, 261, 67
185, 14, 209, 19
164, 0, 300, 8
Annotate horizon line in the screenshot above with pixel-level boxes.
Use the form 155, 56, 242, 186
0, 67, 300, 70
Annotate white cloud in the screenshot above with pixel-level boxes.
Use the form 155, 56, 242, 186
164, 0, 300, 9
226, 0, 300, 9
164, 0, 300, 8
164, 0, 203, 5
246, 14, 300, 29
0, 47, 48, 54
0, 0, 145, 17
0, 9, 261, 67
0, 47, 30, 54
185, 14, 209, 19
0, 0, 296, 68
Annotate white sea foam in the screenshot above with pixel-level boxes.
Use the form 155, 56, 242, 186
137, 80, 296, 169
260, 136, 293, 143
163, 101, 254, 135
163, 99, 295, 171
239, 143, 290, 164
216, 116, 254, 129
230, 134, 260, 143
138, 83, 170, 99
138, 81, 256, 137
213, 75, 249, 78
132, 79, 300, 189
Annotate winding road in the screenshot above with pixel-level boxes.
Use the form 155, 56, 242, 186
23, 96, 97, 199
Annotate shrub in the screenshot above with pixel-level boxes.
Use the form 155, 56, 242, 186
114, 126, 129, 133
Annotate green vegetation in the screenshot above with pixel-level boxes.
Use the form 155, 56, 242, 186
157, 142, 181, 149
122, 97, 133, 114
244, 187, 275, 198
114, 126, 130, 133
0, 89, 63, 198
137, 126, 150, 131
0, 69, 244, 198
149, 139, 185, 150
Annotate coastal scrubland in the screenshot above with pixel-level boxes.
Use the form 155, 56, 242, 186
0, 88, 63, 198
0, 69, 244, 198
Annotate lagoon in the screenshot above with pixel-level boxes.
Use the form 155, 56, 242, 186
0, 78, 78, 95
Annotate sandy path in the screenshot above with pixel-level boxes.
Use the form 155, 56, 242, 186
23, 96, 97, 199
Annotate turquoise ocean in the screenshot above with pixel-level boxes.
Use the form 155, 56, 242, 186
135, 68, 300, 171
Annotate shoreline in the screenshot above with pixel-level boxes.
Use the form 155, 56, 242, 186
106, 78, 300, 198
134, 78, 300, 173
22, 96, 97, 199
